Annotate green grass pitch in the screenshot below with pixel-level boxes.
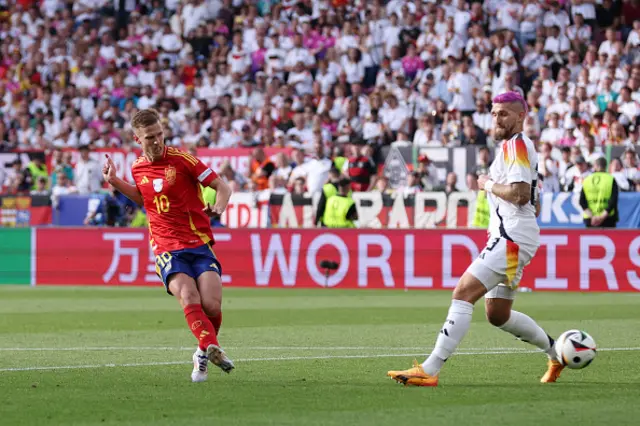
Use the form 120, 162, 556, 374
1, 287, 639, 426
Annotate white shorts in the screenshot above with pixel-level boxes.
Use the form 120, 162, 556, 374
466, 236, 538, 299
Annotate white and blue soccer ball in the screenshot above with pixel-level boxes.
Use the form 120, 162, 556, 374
555, 330, 597, 369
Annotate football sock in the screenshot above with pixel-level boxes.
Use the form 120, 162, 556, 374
184, 304, 219, 350
422, 299, 474, 376
208, 312, 222, 336
498, 310, 556, 359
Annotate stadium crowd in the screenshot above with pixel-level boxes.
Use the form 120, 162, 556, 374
1, 0, 640, 202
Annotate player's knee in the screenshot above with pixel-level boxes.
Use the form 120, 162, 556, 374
452, 273, 486, 304
486, 305, 510, 327
201, 300, 221, 317
170, 277, 200, 306
179, 286, 201, 306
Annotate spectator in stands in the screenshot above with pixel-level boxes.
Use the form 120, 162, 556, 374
413, 117, 441, 147
30, 177, 49, 196
622, 147, 640, 190
584, 135, 605, 165
391, 131, 412, 148
4, 159, 31, 195
292, 177, 307, 196
539, 142, 560, 193
374, 175, 394, 195
566, 154, 592, 193
219, 161, 247, 192
444, 172, 459, 195
381, 94, 410, 142
597, 76, 619, 112
346, 144, 377, 192
472, 98, 492, 134
291, 140, 333, 194
74, 145, 103, 195
540, 113, 564, 144
401, 171, 423, 195
51, 171, 79, 209
467, 173, 479, 192
567, 13, 592, 53
558, 146, 574, 190
448, 59, 479, 115
272, 152, 293, 184
249, 147, 275, 192
50, 149, 74, 188
618, 87, 640, 123
417, 154, 440, 191
610, 158, 633, 191
473, 146, 491, 177
459, 115, 487, 146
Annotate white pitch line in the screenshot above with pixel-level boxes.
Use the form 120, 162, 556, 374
0, 346, 532, 352
0, 347, 636, 373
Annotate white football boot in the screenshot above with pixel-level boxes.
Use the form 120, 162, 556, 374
206, 344, 235, 373
191, 348, 209, 383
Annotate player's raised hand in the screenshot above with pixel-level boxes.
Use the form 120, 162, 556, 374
102, 154, 116, 183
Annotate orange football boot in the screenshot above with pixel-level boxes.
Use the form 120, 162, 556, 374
387, 360, 439, 387
540, 358, 565, 383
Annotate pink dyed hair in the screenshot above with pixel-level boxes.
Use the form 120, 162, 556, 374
492, 91, 528, 114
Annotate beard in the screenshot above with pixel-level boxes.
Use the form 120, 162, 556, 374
493, 124, 513, 141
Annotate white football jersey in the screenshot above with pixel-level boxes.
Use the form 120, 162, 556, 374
487, 133, 540, 247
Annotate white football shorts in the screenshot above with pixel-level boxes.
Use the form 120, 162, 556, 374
466, 236, 538, 300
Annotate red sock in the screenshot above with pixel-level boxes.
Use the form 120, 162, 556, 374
208, 312, 222, 336
183, 304, 219, 350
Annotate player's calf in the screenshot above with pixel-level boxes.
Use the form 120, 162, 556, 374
198, 271, 224, 336
208, 312, 222, 335
418, 272, 483, 377
201, 302, 222, 335
485, 291, 513, 328
487, 296, 558, 364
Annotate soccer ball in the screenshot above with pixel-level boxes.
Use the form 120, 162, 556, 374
555, 330, 597, 369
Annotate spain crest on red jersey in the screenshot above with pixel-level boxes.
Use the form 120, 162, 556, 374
165, 165, 177, 186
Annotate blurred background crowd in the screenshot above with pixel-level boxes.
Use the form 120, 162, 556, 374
1, 0, 640, 205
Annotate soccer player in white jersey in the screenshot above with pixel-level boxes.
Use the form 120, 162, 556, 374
387, 92, 564, 386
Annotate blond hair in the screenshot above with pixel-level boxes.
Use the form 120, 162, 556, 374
131, 109, 160, 130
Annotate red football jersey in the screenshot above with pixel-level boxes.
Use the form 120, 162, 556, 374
131, 146, 218, 255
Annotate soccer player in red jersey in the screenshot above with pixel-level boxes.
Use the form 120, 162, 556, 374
102, 109, 234, 382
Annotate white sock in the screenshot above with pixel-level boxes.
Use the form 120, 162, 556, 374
195, 347, 206, 357
499, 310, 556, 359
422, 299, 474, 376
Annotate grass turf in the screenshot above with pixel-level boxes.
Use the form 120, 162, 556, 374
0, 287, 639, 426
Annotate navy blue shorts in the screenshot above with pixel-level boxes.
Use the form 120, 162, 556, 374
155, 244, 222, 295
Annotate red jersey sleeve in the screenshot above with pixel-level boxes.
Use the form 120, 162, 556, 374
168, 148, 218, 187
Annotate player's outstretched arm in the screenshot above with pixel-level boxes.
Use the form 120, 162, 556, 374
102, 155, 144, 206
203, 177, 232, 216
478, 175, 531, 206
